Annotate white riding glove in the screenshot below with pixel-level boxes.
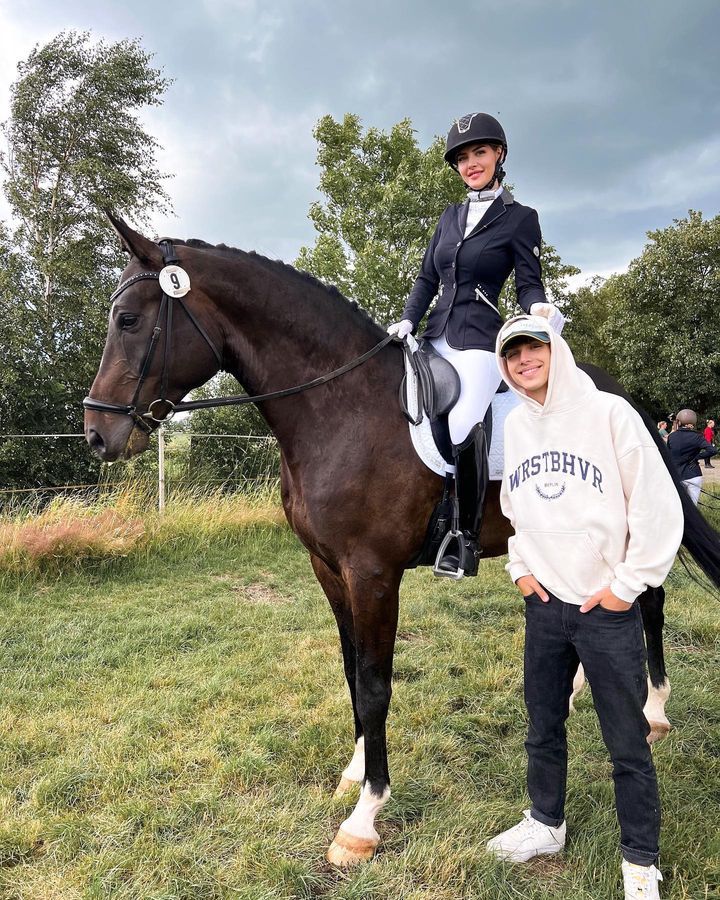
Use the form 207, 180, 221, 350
530, 302, 566, 334
387, 319, 414, 339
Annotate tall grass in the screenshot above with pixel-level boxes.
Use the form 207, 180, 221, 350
0, 481, 285, 577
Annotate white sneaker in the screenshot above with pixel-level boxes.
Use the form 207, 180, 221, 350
486, 809, 566, 862
622, 860, 663, 899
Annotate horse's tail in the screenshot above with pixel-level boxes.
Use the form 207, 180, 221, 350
580, 363, 720, 594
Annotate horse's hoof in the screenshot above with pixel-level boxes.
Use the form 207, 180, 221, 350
326, 828, 378, 867
647, 722, 671, 745
333, 776, 360, 799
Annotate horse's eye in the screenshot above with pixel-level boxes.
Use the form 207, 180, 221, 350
119, 314, 139, 329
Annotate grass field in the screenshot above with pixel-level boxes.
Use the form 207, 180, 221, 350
0, 495, 718, 899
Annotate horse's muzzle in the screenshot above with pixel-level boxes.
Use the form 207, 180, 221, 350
84, 413, 147, 462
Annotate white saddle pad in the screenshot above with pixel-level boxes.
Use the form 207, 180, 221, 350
403, 335, 519, 479
487, 389, 520, 480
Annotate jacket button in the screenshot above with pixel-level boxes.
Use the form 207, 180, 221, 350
456, 241, 461, 247
452, 262, 455, 268
453, 283, 456, 289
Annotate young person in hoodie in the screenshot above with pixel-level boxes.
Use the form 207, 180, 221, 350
486, 315, 683, 900
387, 113, 565, 577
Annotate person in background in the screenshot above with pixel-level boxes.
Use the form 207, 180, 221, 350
657, 421, 668, 441
667, 409, 717, 503
487, 315, 683, 900
387, 112, 564, 577
703, 419, 715, 468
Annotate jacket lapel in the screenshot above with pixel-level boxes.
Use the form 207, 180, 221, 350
457, 201, 469, 235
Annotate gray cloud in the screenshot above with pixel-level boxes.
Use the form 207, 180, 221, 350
1, 0, 718, 284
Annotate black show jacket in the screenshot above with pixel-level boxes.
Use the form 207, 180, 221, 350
402, 189, 547, 351
667, 429, 718, 480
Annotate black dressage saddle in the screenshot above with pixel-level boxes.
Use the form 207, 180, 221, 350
399, 339, 506, 463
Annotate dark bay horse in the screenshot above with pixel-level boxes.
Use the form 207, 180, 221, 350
84, 215, 720, 867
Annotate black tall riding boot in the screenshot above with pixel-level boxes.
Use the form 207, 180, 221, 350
436, 423, 489, 577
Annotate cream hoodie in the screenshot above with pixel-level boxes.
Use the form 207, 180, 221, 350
496, 315, 683, 605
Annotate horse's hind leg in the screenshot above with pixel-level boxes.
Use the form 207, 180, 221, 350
638, 585, 672, 744
309, 555, 364, 797
569, 662, 586, 713
326, 562, 400, 867
573, 590, 670, 743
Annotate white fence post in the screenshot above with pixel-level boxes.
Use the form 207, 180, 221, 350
158, 426, 166, 512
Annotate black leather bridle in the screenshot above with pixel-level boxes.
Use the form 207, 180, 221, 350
83, 240, 223, 433
83, 239, 395, 433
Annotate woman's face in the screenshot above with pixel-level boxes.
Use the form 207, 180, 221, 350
456, 143, 503, 190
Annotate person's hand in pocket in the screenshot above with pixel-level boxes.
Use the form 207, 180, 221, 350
515, 575, 549, 602
580, 586, 632, 613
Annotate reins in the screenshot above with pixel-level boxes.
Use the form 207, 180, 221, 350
83, 240, 396, 432
173, 334, 395, 413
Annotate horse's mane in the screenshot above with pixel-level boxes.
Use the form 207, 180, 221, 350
169, 237, 384, 335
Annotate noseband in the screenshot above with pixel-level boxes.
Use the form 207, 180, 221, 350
84, 239, 395, 432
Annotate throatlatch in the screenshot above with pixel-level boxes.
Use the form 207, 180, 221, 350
433, 422, 489, 579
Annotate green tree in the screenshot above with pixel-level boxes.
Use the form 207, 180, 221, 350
597, 211, 720, 417
561, 277, 615, 372
0, 31, 171, 491
296, 113, 578, 325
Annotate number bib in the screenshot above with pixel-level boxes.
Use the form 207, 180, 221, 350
159, 265, 191, 298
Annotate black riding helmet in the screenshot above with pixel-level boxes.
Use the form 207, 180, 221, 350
445, 113, 508, 188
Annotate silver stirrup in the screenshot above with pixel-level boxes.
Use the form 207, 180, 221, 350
432, 530, 466, 580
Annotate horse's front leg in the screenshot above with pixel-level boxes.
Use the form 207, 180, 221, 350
326, 564, 399, 867
309, 555, 365, 798
638, 585, 672, 743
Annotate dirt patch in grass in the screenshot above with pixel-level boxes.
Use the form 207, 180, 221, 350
527, 854, 568, 876
211, 574, 289, 605
238, 583, 290, 605
397, 630, 428, 643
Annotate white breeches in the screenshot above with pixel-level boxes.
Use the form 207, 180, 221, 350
682, 476, 703, 505
429, 333, 502, 445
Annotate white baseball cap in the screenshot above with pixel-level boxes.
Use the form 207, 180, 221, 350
499, 319, 551, 356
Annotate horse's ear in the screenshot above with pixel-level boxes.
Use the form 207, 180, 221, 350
104, 210, 162, 267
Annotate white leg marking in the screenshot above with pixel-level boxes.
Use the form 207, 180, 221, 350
644, 677, 671, 742
343, 736, 365, 783
334, 736, 365, 797
327, 781, 390, 865
340, 782, 391, 842
569, 663, 586, 713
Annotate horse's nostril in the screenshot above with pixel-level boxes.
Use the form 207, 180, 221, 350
87, 429, 106, 455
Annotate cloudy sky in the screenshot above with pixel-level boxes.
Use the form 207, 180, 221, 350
1, 0, 718, 290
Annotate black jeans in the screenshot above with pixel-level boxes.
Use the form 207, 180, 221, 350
523, 591, 660, 866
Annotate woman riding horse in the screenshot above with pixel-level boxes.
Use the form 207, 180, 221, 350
388, 112, 565, 577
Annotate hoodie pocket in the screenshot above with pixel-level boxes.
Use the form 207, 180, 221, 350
514, 530, 613, 601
